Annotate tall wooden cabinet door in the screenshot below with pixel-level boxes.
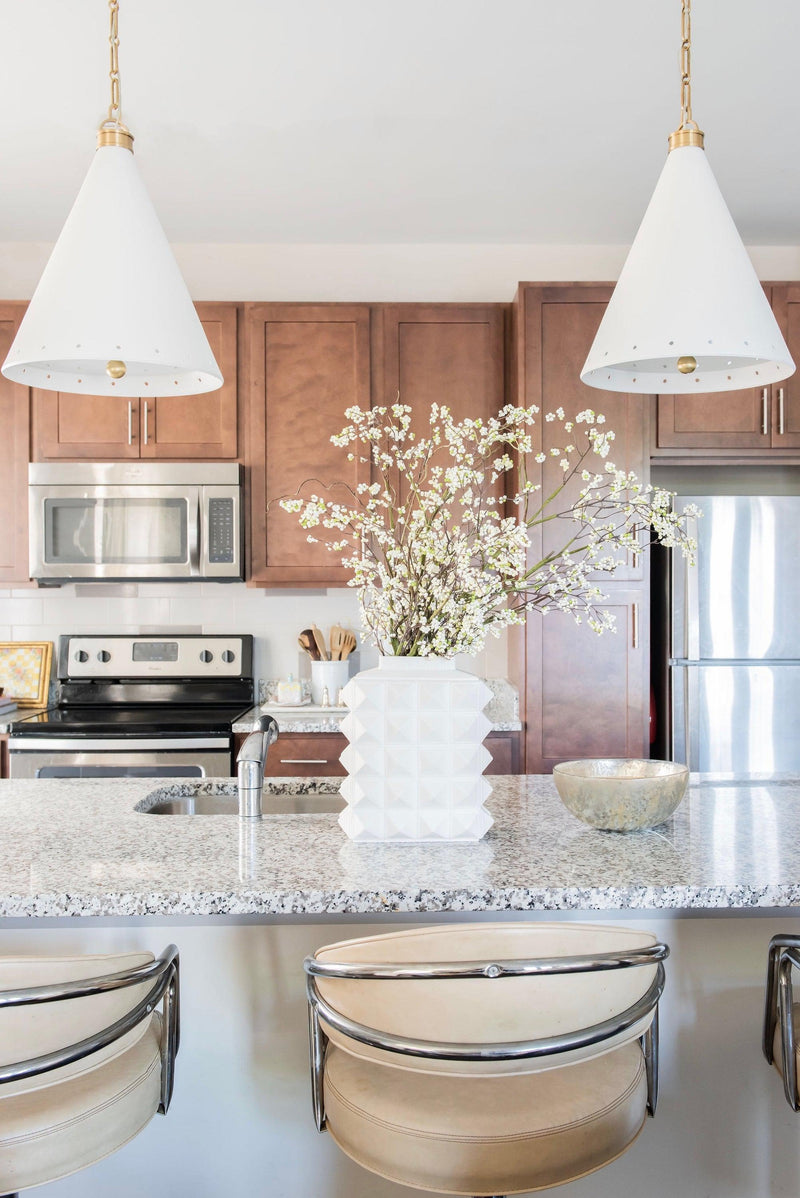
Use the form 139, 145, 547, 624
0, 305, 31, 583
524, 590, 649, 773
140, 304, 239, 459
770, 286, 800, 448
514, 286, 650, 774
33, 391, 139, 459
379, 304, 505, 425
247, 304, 372, 585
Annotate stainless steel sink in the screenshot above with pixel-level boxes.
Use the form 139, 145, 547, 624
136, 781, 344, 816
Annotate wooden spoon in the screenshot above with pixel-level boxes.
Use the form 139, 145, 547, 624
329, 625, 345, 661
299, 629, 320, 661
311, 623, 329, 661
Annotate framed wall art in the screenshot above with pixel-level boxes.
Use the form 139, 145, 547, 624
0, 642, 53, 707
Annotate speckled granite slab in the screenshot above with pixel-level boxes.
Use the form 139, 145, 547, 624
236, 677, 521, 733
1, 775, 800, 917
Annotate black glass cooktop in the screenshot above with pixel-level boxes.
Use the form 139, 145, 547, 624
10, 704, 249, 739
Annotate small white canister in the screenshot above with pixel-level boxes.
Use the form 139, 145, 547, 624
310, 660, 350, 706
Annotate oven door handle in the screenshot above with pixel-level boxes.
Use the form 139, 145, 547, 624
9, 736, 228, 751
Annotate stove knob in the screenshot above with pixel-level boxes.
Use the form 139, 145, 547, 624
75, 649, 89, 663
221, 650, 235, 664
199, 650, 213, 663
97, 650, 111, 663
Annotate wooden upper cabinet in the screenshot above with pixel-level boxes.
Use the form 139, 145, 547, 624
378, 304, 505, 422
247, 304, 372, 586
0, 304, 31, 583
770, 285, 800, 448
653, 284, 800, 455
140, 304, 239, 459
33, 303, 238, 461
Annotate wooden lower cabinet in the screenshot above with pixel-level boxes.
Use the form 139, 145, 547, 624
0, 303, 31, 583
234, 730, 520, 778
511, 590, 649, 774
0, 736, 8, 779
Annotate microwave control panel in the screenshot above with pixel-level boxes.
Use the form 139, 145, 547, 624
208, 497, 235, 564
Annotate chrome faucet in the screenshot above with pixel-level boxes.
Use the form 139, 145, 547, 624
236, 715, 279, 820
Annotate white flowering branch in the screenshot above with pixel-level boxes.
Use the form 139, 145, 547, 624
280, 402, 698, 657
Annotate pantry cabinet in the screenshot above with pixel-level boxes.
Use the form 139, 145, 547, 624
509, 285, 650, 774
32, 304, 239, 461
0, 303, 31, 584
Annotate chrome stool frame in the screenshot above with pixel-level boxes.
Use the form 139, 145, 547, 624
0, 945, 180, 1198
305, 941, 669, 1138
764, 933, 800, 1109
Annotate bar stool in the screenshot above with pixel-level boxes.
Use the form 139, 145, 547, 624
764, 932, 800, 1109
304, 923, 668, 1196
0, 945, 179, 1196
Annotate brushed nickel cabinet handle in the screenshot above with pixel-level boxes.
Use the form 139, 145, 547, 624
280, 758, 328, 765
632, 603, 639, 650
761, 387, 769, 436
143, 400, 149, 445
127, 400, 133, 445
778, 387, 786, 435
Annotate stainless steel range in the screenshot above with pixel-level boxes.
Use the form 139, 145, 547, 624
8, 634, 254, 780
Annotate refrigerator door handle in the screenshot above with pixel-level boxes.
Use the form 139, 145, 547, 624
685, 514, 700, 661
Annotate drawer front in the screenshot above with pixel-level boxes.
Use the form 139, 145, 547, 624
265, 733, 347, 777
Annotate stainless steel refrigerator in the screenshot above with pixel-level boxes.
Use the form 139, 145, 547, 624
671, 495, 800, 776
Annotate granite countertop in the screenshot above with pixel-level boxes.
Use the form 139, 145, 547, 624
0, 774, 799, 917
235, 677, 522, 734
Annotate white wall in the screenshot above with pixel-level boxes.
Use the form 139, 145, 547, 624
2, 912, 798, 1198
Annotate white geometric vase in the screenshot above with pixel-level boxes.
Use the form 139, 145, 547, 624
338, 657, 494, 842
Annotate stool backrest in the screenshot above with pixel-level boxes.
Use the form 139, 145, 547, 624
313, 923, 661, 1073
0, 952, 155, 1073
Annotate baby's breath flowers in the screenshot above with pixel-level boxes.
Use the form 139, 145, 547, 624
280, 403, 698, 658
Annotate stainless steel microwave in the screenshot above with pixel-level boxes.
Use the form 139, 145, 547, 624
29, 462, 243, 583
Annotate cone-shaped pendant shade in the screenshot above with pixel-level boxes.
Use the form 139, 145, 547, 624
1, 145, 222, 396
581, 145, 794, 394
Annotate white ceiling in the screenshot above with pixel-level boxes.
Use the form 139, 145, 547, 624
2, 0, 798, 246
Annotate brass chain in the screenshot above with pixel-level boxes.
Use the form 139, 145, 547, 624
679, 0, 695, 130
107, 0, 122, 126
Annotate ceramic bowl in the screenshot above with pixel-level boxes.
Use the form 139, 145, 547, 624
552, 758, 689, 832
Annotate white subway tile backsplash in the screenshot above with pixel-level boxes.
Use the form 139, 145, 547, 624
0, 579, 510, 686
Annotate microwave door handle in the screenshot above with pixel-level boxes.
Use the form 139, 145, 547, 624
188, 493, 201, 577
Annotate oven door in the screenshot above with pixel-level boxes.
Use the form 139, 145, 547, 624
9, 741, 232, 780
29, 484, 201, 581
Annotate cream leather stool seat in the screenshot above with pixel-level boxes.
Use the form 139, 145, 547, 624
764, 933, 800, 1109
305, 923, 668, 1197
0, 947, 179, 1196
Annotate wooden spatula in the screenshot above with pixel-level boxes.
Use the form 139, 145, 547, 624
311, 623, 329, 661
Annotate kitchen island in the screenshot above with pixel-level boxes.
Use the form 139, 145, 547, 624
1, 775, 798, 1198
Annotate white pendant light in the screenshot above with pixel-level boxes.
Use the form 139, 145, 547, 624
1, 1, 222, 397
581, 0, 794, 395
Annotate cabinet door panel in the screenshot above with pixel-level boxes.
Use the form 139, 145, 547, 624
771, 286, 800, 448
0, 305, 31, 583
528, 592, 648, 772
539, 297, 646, 582
656, 391, 770, 450
248, 304, 372, 585
33, 392, 138, 459
141, 305, 238, 459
